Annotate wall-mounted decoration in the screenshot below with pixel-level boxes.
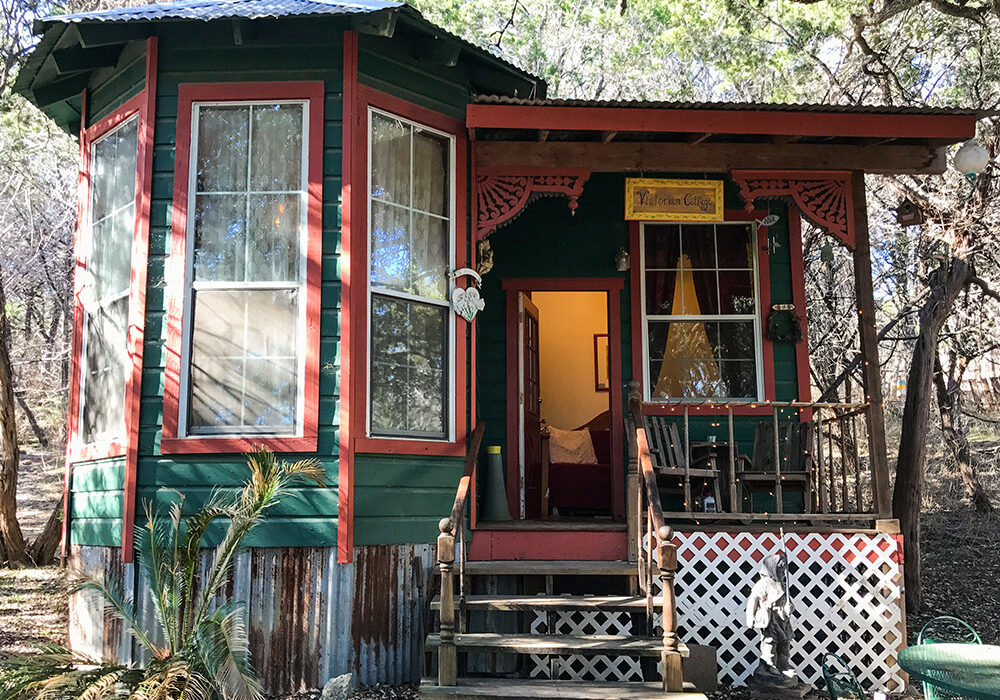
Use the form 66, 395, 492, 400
894, 199, 925, 226
594, 333, 610, 392
765, 305, 803, 344
624, 178, 724, 222
450, 267, 485, 321
476, 237, 494, 276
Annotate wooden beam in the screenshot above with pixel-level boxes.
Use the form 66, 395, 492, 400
351, 9, 397, 37
474, 141, 948, 175
77, 23, 149, 48
52, 45, 123, 75
32, 74, 90, 107
467, 104, 977, 141
851, 171, 892, 516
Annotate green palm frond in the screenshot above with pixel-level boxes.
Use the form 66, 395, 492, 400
132, 658, 211, 700
190, 601, 263, 700
0, 647, 138, 700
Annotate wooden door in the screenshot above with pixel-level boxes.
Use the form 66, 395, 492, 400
519, 293, 542, 519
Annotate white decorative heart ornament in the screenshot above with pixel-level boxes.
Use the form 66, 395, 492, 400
451, 286, 485, 321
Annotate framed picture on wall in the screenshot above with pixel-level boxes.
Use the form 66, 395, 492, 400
594, 333, 610, 392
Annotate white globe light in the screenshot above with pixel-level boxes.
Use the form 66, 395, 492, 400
953, 139, 990, 176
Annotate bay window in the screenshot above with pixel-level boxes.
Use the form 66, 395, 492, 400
79, 115, 139, 445
367, 108, 454, 440
640, 222, 763, 401
174, 97, 313, 439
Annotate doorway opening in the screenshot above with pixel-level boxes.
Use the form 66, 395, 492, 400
510, 288, 618, 523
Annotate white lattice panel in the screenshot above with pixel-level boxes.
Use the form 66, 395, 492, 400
649, 531, 906, 691
528, 610, 644, 681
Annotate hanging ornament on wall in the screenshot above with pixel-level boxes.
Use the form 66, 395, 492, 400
476, 237, 494, 276
765, 304, 803, 344
450, 267, 485, 322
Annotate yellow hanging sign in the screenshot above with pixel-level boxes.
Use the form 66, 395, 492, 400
624, 178, 725, 222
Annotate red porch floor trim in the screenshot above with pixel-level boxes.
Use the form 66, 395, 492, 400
468, 529, 628, 561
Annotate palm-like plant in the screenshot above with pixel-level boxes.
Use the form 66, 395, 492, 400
0, 448, 325, 700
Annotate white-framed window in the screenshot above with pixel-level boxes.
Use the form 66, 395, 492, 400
79, 115, 139, 445
178, 100, 310, 436
366, 107, 456, 441
640, 221, 764, 401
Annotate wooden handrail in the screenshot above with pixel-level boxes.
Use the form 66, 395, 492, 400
637, 428, 673, 543
441, 421, 486, 537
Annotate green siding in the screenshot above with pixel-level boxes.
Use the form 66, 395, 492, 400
70, 458, 125, 546
87, 40, 147, 128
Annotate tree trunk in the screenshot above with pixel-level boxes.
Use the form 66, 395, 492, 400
0, 276, 27, 566
29, 497, 63, 565
933, 352, 992, 512
893, 259, 970, 612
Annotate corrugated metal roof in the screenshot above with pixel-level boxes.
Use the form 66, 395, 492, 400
473, 94, 977, 116
39, 0, 402, 25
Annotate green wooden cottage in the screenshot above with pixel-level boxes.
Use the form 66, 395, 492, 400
18, 0, 977, 696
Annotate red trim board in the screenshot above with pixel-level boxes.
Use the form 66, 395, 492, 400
629, 209, 776, 415
788, 206, 813, 408
468, 528, 627, 561
160, 80, 324, 455
337, 31, 357, 563
500, 278, 626, 522
466, 104, 977, 141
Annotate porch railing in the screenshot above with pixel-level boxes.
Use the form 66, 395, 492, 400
625, 389, 684, 693
436, 420, 486, 687
626, 387, 879, 522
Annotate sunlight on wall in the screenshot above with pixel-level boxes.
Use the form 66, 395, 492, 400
533, 291, 609, 430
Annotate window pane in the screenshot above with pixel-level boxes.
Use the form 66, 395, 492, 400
643, 224, 681, 268
410, 212, 448, 300
197, 106, 249, 192
91, 118, 138, 223
645, 270, 678, 315
716, 224, 754, 269
188, 289, 298, 432
250, 104, 303, 191
247, 193, 300, 281
718, 271, 755, 314
680, 223, 716, 269
370, 295, 447, 438
370, 112, 410, 205
717, 321, 755, 361
719, 360, 756, 398
412, 129, 449, 216
680, 270, 718, 315
193, 194, 247, 282
81, 297, 128, 442
647, 319, 756, 399
370, 201, 410, 293
90, 204, 135, 300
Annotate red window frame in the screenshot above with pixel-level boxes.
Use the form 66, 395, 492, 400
348, 85, 469, 458
630, 209, 792, 416
66, 71, 155, 463
161, 81, 324, 454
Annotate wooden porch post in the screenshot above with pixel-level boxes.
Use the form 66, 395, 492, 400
850, 171, 892, 516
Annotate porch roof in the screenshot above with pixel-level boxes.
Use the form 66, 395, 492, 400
469, 95, 979, 175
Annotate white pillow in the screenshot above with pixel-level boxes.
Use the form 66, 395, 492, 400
548, 427, 597, 465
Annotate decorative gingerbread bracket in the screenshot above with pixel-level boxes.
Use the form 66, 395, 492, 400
730, 170, 855, 249
476, 169, 591, 240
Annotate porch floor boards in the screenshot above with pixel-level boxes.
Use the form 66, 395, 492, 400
431, 594, 660, 611
460, 560, 636, 576
425, 633, 675, 657
419, 678, 708, 699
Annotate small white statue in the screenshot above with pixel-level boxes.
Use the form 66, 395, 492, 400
746, 553, 796, 686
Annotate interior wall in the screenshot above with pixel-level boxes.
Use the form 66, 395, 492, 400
533, 291, 609, 430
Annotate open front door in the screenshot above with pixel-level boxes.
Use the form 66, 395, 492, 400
519, 293, 541, 519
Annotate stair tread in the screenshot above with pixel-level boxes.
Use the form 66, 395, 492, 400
419, 677, 707, 699
425, 633, 679, 657
431, 594, 660, 611
461, 560, 636, 576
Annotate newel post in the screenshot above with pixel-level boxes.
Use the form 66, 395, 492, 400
657, 525, 683, 693
437, 518, 457, 686
626, 381, 642, 563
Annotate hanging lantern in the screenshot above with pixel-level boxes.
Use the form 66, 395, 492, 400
615, 247, 630, 271
953, 139, 989, 183
820, 242, 835, 264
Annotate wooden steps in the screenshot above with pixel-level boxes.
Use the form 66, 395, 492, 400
460, 560, 637, 576
431, 594, 660, 611
426, 633, 679, 658
419, 678, 709, 699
